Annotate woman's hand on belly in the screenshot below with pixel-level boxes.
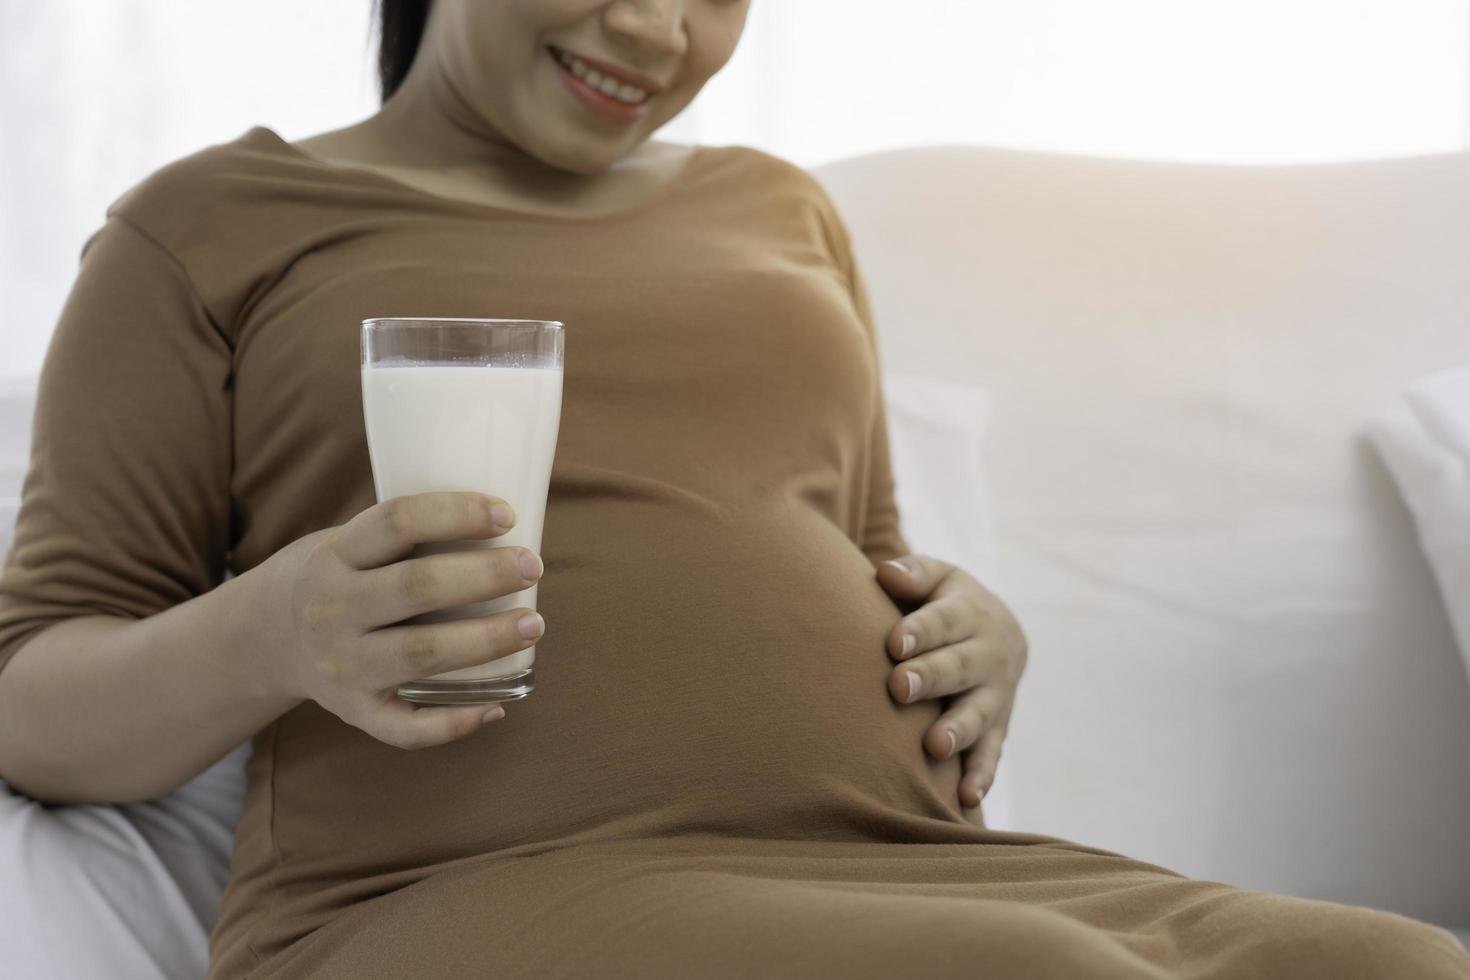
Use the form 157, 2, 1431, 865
874, 554, 1029, 819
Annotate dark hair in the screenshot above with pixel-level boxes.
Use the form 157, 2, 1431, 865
374, 0, 435, 104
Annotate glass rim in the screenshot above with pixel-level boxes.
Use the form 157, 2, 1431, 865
362, 317, 563, 330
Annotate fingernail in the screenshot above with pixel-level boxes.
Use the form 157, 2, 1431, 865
482, 706, 506, 724
906, 672, 921, 701
491, 504, 515, 528
518, 612, 545, 639
900, 634, 916, 658
945, 729, 957, 757
884, 560, 910, 576
519, 551, 543, 580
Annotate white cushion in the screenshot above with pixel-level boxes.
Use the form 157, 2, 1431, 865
883, 374, 998, 587
812, 145, 1470, 921
0, 374, 38, 561
0, 744, 247, 980
1367, 365, 1470, 677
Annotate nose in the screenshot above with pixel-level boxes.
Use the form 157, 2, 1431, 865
604, 0, 687, 59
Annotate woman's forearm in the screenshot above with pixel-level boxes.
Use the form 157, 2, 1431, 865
0, 572, 302, 804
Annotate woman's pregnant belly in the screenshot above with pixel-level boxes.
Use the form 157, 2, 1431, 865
258, 499, 969, 908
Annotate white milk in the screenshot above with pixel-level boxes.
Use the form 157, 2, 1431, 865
361, 363, 563, 682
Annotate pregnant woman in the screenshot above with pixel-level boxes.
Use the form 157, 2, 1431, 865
1, 1, 1467, 977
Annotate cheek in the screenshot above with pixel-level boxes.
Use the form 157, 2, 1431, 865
700, 13, 748, 76
674, 24, 743, 103
442, 8, 522, 101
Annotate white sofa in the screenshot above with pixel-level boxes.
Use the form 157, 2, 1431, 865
2, 143, 1469, 975
814, 144, 1470, 937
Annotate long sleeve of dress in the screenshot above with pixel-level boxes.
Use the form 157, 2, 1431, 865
0, 214, 233, 677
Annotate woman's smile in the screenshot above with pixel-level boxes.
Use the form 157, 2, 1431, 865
547, 43, 655, 124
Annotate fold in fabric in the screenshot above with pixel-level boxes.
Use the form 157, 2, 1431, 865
1366, 364, 1470, 682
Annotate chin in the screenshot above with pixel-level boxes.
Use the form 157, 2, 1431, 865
560, 155, 619, 177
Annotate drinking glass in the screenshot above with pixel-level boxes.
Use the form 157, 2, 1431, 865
360, 317, 564, 704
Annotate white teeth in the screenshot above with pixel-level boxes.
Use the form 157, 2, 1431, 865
553, 48, 650, 105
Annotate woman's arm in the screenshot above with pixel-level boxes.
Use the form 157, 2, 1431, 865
0, 211, 528, 802
0, 211, 270, 803
0, 571, 299, 804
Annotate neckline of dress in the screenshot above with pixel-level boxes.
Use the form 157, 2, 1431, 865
247, 125, 711, 225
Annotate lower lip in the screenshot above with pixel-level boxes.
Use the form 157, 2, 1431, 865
548, 46, 651, 124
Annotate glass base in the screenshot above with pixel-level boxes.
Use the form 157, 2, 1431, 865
397, 667, 534, 705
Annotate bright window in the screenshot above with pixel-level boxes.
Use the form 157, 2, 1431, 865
682, 0, 1470, 166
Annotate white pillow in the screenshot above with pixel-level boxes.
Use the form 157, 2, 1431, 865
0, 745, 248, 980
1366, 364, 1470, 678
882, 373, 999, 587
0, 373, 37, 554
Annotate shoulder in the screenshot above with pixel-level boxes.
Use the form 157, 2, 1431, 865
103, 126, 281, 250
90, 126, 317, 338
701, 143, 854, 265
711, 143, 838, 204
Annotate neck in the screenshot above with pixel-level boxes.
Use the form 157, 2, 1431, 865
357, 58, 653, 195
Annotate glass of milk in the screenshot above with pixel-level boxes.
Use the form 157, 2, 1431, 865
360, 317, 564, 705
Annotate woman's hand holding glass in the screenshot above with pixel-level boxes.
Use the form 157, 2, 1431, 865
249, 491, 546, 750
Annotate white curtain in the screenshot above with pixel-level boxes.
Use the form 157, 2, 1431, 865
3, 0, 1467, 376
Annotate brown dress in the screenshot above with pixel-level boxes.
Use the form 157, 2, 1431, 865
1, 125, 1465, 979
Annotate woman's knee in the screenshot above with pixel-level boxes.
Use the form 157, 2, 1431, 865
1223, 894, 1470, 980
